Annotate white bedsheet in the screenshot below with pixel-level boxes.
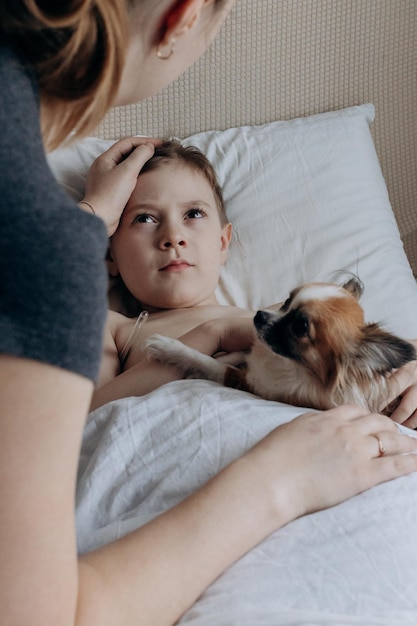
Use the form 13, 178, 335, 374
77, 380, 417, 626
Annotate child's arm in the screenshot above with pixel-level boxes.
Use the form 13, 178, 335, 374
95, 315, 121, 387
179, 316, 255, 356
90, 317, 255, 411
90, 359, 182, 411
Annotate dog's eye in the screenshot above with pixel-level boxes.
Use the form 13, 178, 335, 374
291, 315, 309, 338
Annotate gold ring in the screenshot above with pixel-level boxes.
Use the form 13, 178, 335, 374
372, 434, 385, 457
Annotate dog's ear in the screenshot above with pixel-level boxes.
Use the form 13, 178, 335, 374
342, 276, 364, 300
355, 323, 416, 372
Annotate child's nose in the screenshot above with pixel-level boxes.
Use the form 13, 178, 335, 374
162, 237, 185, 249
159, 223, 186, 249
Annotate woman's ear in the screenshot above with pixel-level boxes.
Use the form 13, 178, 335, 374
158, 0, 206, 52
106, 246, 120, 277
220, 222, 233, 264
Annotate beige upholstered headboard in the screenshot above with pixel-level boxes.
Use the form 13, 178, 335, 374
94, 0, 417, 276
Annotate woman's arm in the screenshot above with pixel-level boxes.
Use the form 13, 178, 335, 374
3, 363, 417, 626
0, 356, 91, 626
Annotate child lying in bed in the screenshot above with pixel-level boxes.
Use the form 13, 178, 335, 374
90, 141, 417, 428
91, 140, 257, 410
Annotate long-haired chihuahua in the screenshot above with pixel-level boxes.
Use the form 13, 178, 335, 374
146, 277, 416, 412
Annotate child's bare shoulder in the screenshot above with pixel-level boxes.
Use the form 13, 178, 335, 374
107, 309, 128, 328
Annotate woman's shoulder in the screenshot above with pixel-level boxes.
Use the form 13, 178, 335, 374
0, 42, 52, 203
0, 42, 38, 115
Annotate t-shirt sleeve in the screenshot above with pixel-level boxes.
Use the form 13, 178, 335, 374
0, 46, 109, 381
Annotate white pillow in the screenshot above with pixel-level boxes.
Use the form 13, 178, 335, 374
48, 104, 417, 339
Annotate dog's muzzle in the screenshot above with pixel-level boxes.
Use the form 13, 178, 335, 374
254, 309, 304, 361
254, 310, 274, 331
254, 310, 286, 353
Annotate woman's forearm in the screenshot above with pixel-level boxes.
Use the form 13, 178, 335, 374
77, 451, 285, 626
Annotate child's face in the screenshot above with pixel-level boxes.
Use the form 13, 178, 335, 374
109, 161, 232, 311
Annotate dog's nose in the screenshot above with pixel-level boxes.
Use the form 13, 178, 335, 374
254, 310, 271, 329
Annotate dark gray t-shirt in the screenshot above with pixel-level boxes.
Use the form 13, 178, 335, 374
0, 44, 108, 381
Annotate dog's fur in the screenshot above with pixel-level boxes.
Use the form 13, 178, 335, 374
145, 278, 416, 412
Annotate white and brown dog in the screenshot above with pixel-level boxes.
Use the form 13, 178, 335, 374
146, 277, 416, 412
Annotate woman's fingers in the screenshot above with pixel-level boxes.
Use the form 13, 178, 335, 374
83, 137, 161, 235
104, 136, 161, 166
265, 407, 417, 520
119, 142, 156, 173
370, 443, 417, 485
367, 429, 417, 459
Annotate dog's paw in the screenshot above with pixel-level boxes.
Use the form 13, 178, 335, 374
145, 334, 228, 383
145, 334, 185, 366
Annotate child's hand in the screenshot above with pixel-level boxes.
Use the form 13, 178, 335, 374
81, 137, 161, 236
384, 343, 417, 429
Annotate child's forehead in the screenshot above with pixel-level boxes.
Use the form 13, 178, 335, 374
135, 161, 214, 194
123, 161, 217, 211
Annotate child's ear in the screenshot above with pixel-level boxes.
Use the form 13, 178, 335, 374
106, 247, 120, 277
220, 222, 232, 264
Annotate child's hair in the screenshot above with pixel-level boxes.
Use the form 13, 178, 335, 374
140, 140, 228, 226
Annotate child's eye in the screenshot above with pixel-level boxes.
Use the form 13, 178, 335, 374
132, 213, 156, 224
186, 208, 205, 219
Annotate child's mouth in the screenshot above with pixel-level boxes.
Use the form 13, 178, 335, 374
160, 260, 192, 272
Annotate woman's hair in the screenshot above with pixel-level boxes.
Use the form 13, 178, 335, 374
140, 140, 227, 225
0, 0, 129, 150
1, 0, 230, 151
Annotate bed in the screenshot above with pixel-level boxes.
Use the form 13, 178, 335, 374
48, 2, 417, 624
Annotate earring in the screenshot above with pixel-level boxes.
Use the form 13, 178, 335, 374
156, 39, 176, 60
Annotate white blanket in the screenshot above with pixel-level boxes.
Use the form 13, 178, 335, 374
76, 381, 417, 626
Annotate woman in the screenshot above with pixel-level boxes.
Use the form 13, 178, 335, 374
1, 2, 417, 625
